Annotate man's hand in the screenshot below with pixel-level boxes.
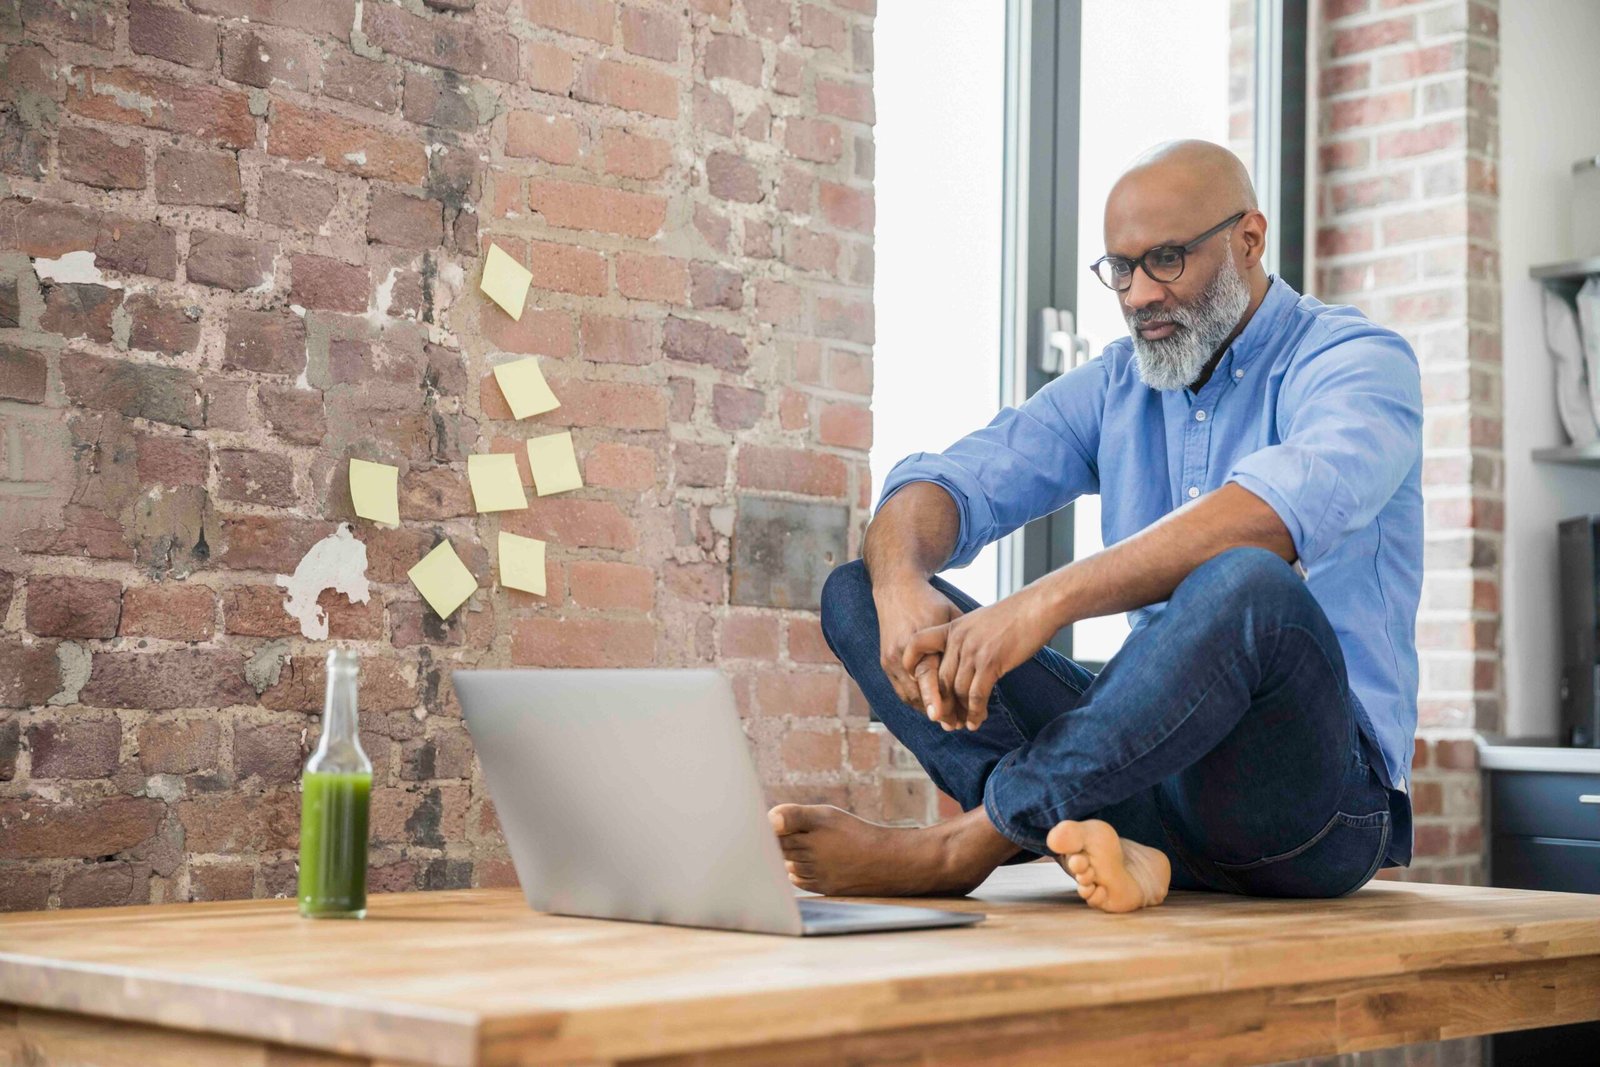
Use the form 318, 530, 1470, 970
872, 578, 965, 721
902, 584, 1059, 731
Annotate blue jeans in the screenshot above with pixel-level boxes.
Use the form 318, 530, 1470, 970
820, 547, 1397, 897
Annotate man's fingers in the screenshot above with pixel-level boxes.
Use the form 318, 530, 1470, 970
966, 672, 996, 730
902, 624, 950, 673
913, 655, 943, 721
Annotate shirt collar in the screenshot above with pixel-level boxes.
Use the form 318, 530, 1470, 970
1224, 273, 1298, 376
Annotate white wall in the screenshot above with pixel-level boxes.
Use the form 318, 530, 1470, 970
1500, 1, 1600, 738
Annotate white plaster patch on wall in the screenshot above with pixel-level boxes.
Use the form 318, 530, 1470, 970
32, 250, 120, 288
275, 523, 371, 640
366, 266, 399, 330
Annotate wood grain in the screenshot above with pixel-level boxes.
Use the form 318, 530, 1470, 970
1, 863, 1597, 1067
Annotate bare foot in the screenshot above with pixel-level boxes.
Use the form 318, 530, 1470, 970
768, 804, 1013, 897
1045, 818, 1171, 913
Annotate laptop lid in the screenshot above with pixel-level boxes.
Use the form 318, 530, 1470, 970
454, 668, 806, 936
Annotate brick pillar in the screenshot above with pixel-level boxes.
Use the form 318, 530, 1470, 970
1313, 0, 1501, 888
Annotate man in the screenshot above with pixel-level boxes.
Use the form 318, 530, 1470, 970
767, 139, 1422, 913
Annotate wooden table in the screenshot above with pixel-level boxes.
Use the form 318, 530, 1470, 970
2, 863, 1598, 1066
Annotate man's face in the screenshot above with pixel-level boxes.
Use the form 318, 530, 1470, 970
1102, 210, 1252, 391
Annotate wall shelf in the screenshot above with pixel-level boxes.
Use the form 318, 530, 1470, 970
1530, 255, 1600, 281
1533, 444, 1600, 467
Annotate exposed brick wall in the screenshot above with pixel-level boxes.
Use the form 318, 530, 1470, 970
1311, 0, 1499, 893
0, 0, 885, 910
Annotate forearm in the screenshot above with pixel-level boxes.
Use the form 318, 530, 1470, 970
1031, 482, 1294, 629
863, 482, 960, 585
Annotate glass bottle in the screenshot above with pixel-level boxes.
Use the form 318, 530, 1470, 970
297, 648, 372, 918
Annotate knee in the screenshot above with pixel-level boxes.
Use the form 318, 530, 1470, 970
1185, 546, 1300, 610
819, 558, 873, 644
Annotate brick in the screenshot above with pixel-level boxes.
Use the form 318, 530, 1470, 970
674, 440, 727, 487
0, 797, 164, 860
581, 313, 655, 364
502, 497, 637, 550
691, 262, 743, 309
756, 670, 839, 716
187, 230, 274, 291
187, 0, 350, 35
575, 57, 679, 118
0, 343, 48, 404
136, 433, 209, 486
258, 170, 337, 232
126, 294, 202, 355
222, 585, 298, 636
59, 126, 145, 190
481, 305, 576, 357
1376, 119, 1463, 161
259, 384, 324, 444
216, 513, 336, 572
18, 0, 116, 46
707, 151, 761, 202
135, 714, 222, 775
722, 612, 778, 658
816, 78, 873, 123
819, 181, 872, 232
402, 68, 482, 131
323, 50, 400, 111
817, 401, 870, 449
784, 227, 838, 272
363, 2, 519, 81
234, 720, 304, 783
663, 315, 749, 370
798, 3, 845, 50
1331, 16, 1414, 58
0, 637, 61, 707
599, 127, 671, 179
224, 309, 306, 376
262, 654, 416, 712
129, 0, 220, 70
61, 351, 203, 429
217, 448, 295, 505
569, 560, 655, 610
27, 718, 120, 778
399, 466, 474, 520
1328, 89, 1413, 132
738, 445, 846, 497
16, 203, 180, 279
268, 101, 428, 185
121, 584, 217, 641
511, 617, 657, 666
368, 189, 444, 248
616, 251, 689, 304
190, 864, 256, 901
743, 0, 791, 40
526, 238, 607, 296
704, 32, 763, 84
221, 26, 318, 91
0, 281, 19, 330
66, 68, 253, 149
787, 616, 836, 663
507, 110, 582, 165
81, 649, 253, 709
527, 178, 667, 238
521, 39, 578, 96
784, 116, 841, 163
713, 382, 763, 428
776, 164, 814, 212
621, 4, 680, 61
41, 283, 118, 343
154, 147, 243, 210
694, 85, 735, 136
816, 295, 872, 343
755, 279, 803, 327
290, 253, 369, 313
177, 791, 299, 853
523, 0, 616, 43
535, 376, 669, 430
583, 441, 657, 490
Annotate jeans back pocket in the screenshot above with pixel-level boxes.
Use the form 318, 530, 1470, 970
1213, 808, 1391, 898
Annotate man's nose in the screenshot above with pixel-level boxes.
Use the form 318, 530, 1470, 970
1122, 269, 1167, 313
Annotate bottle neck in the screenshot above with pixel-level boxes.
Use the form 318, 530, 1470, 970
309, 651, 369, 774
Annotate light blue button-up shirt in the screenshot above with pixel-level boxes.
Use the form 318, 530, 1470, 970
877, 275, 1422, 863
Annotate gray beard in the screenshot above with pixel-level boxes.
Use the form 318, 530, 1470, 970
1128, 248, 1252, 391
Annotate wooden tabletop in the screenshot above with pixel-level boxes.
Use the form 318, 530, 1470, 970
3, 863, 1600, 1066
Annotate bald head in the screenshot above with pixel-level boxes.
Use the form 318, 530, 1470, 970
1104, 140, 1259, 256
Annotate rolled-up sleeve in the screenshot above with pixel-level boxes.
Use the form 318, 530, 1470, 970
1224, 324, 1421, 569
874, 356, 1107, 571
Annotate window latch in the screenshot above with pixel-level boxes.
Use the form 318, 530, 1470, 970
1039, 308, 1091, 376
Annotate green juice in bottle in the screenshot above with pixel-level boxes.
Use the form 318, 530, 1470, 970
298, 648, 372, 919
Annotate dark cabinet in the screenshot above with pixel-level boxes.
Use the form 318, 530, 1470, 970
1481, 753, 1600, 1066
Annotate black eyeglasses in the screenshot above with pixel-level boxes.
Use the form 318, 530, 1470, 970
1088, 210, 1248, 292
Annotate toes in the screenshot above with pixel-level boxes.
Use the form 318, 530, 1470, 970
769, 803, 811, 835
1065, 853, 1091, 877
1046, 819, 1086, 857
785, 860, 817, 878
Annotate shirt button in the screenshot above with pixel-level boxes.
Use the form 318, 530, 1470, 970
1234, 368, 1245, 379
1187, 486, 1199, 499
1194, 409, 1207, 421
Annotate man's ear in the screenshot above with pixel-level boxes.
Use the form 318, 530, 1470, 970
1238, 210, 1268, 269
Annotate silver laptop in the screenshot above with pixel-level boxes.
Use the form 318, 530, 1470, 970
454, 668, 985, 937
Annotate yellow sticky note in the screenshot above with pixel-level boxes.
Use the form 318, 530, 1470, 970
467, 453, 528, 512
348, 458, 399, 526
407, 539, 477, 619
480, 243, 532, 321
526, 431, 583, 496
498, 531, 547, 596
492, 357, 560, 420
